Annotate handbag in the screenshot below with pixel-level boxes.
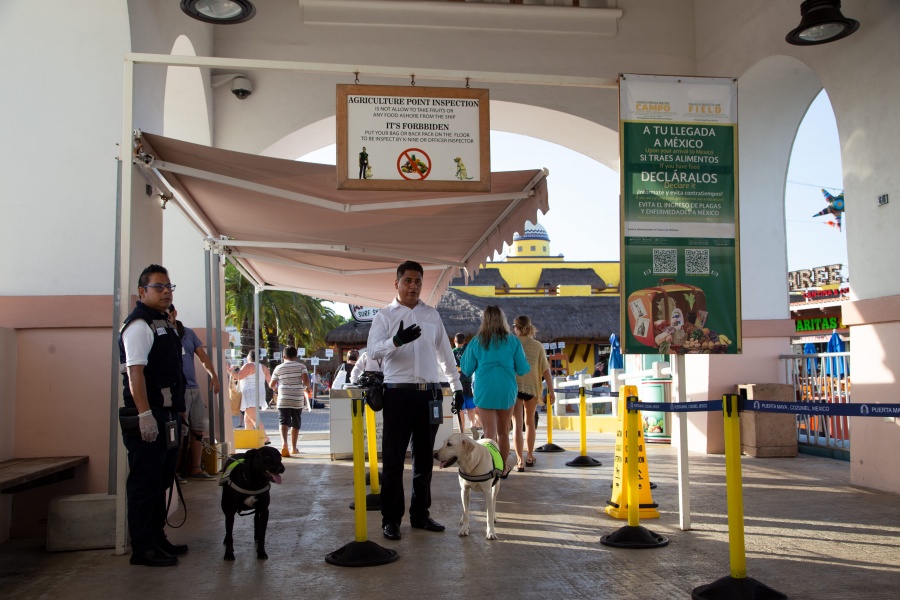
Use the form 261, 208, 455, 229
357, 371, 385, 412
228, 376, 242, 416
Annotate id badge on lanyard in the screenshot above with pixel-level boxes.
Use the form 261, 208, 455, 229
165, 420, 179, 450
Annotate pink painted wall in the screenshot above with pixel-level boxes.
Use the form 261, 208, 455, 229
681, 332, 791, 454
846, 322, 900, 492
10, 328, 111, 537
1, 327, 16, 542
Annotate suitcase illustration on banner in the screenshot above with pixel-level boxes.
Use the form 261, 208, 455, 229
627, 278, 707, 348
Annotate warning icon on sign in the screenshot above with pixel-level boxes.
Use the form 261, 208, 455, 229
397, 148, 431, 180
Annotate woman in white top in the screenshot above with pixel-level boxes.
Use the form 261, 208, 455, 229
235, 350, 272, 444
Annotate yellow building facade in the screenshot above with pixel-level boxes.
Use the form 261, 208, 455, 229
451, 222, 620, 376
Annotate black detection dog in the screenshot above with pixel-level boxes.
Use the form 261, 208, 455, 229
220, 446, 285, 560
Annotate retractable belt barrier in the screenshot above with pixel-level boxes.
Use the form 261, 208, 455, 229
617, 395, 900, 599
627, 399, 900, 417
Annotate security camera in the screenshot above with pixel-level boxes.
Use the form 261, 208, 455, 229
231, 77, 252, 99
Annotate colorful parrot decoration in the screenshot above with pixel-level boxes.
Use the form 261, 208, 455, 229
812, 189, 845, 231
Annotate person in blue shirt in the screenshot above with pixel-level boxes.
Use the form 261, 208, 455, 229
460, 305, 530, 475
167, 305, 220, 480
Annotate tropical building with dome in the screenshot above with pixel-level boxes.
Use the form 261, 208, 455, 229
326, 221, 621, 376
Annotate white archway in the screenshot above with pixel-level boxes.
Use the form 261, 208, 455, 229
162, 35, 213, 323
737, 55, 823, 321
260, 100, 618, 172
164, 35, 211, 145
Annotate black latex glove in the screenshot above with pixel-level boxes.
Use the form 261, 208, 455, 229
452, 390, 464, 414
392, 320, 422, 346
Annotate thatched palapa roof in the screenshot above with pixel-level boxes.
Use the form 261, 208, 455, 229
537, 268, 606, 289
325, 288, 620, 345
449, 268, 509, 290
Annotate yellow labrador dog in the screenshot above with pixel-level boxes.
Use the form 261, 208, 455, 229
434, 433, 504, 540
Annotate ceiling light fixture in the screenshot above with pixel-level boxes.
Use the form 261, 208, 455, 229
180, 0, 256, 25
786, 0, 859, 46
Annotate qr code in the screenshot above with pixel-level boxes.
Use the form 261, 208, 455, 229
652, 248, 677, 274
685, 249, 710, 275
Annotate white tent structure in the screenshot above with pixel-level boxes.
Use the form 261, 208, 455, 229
136, 132, 549, 308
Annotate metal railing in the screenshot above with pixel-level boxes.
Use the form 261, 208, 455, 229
780, 352, 851, 452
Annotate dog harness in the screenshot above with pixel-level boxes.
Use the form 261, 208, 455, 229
218, 459, 271, 495
458, 440, 506, 487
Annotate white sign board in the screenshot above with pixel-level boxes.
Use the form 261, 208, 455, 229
298, 347, 306, 356
325, 349, 334, 358
337, 84, 490, 192
350, 305, 381, 322
310, 357, 320, 366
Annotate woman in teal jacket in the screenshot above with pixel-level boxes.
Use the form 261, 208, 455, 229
461, 305, 530, 474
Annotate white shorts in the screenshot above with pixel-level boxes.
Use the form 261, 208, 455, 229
184, 387, 209, 433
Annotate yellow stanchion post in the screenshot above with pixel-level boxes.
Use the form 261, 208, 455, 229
536, 382, 564, 453
626, 406, 641, 528
724, 394, 746, 579
566, 374, 601, 466
366, 405, 380, 495
691, 395, 786, 599
349, 396, 383, 511
351, 397, 368, 542
326, 391, 398, 567
601, 387, 668, 548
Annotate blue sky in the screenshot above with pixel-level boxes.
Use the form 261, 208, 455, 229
303, 90, 845, 316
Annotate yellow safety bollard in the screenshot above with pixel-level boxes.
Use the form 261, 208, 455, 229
351, 396, 368, 542
536, 385, 564, 453
723, 394, 747, 579
605, 386, 659, 519
566, 375, 602, 466
691, 395, 786, 598
626, 405, 641, 528
601, 387, 668, 548
326, 391, 397, 567
365, 405, 380, 494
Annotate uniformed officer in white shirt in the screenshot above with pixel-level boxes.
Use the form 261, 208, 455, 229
367, 260, 463, 541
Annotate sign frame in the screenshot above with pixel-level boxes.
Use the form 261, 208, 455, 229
336, 84, 490, 192
618, 73, 742, 356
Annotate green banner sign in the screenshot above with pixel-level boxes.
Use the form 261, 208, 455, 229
619, 74, 741, 355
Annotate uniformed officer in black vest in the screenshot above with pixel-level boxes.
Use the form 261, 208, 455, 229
119, 264, 187, 567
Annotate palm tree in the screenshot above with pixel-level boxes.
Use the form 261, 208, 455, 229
224, 262, 344, 364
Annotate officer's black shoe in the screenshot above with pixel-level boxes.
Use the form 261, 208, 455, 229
410, 517, 445, 532
130, 548, 179, 567
157, 537, 188, 556
382, 523, 401, 540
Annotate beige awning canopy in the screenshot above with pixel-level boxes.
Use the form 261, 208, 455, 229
137, 133, 549, 307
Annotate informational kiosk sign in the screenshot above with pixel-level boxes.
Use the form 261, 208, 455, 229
337, 84, 490, 192
619, 74, 741, 355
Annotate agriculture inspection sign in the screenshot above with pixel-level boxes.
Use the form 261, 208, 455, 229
336, 84, 490, 192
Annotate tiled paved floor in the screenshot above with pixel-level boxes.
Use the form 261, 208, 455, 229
3, 402, 900, 599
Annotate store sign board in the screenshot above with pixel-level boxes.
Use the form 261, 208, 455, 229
350, 305, 380, 322
619, 74, 740, 355
795, 315, 844, 333
788, 264, 843, 291
336, 84, 490, 192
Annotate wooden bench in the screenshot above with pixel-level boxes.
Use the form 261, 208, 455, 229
0, 457, 89, 494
